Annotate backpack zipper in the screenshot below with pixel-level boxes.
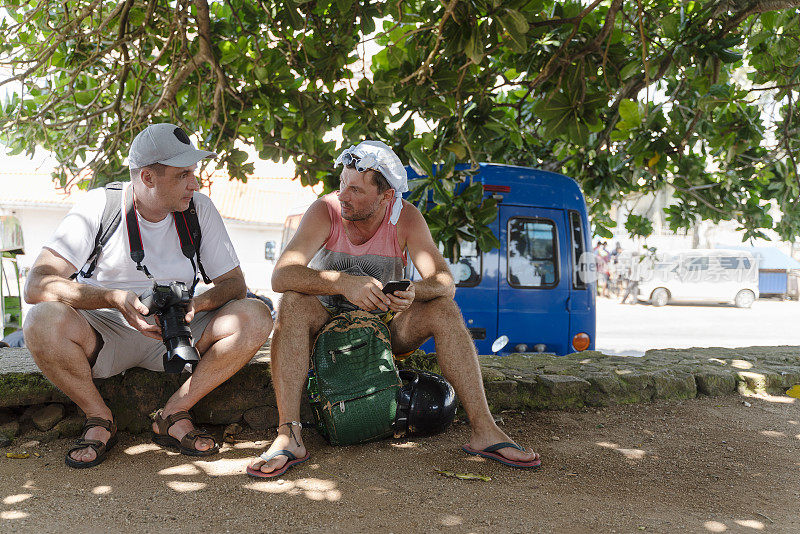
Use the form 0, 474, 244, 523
328, 340, 368, 363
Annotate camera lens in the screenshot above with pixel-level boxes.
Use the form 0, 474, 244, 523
159, 301, 199, 373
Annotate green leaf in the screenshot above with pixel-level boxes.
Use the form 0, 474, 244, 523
335, 0, 352, 13
594, 225, 614, 239
283, 6, 303, 29
661, 14, 679, 40
444, 143, 467, 159
464, 32, 483, 64
74, 90, 94, 106
498, 9, 528, 53
619, 61, 641, 80
624, 214, 654, 238
405, 138, 433, 176
618, 99, 641, 125
499, 16, 526, 52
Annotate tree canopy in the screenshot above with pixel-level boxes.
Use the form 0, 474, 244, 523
2, 0, 800, 257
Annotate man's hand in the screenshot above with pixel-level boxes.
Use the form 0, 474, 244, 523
184, 299, 196, 323
342, 275, 390, 312
111, 290, 162, 340
385, 282, 415, 313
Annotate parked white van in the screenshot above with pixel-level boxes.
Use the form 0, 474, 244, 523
634, 249, 759, 308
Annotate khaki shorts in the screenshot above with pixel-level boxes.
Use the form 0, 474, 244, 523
78, 308, 218, 379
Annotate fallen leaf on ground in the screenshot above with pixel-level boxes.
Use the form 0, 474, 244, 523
786, 385, 800, 399
6, 452, 30, 459
435, 469, 491, 481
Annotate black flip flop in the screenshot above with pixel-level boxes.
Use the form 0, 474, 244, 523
246, 449, 310, 478
462, 441, 542, 468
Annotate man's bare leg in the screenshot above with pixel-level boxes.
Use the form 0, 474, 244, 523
390, 296, 539, 463
152, 298, 273, 450
248, 291, 329, 474
23, 302, 111, 464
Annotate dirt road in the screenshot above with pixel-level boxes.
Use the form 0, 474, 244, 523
1, 395, 799, 533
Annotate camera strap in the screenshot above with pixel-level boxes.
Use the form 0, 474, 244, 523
124, 185, 201, 294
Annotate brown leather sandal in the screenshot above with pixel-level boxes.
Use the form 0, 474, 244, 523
65, 417, 118, 469
151, 409, 219, 457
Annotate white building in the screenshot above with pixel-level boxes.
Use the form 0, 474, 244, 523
0, 169, 319, 311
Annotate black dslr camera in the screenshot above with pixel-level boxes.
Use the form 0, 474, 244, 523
139, 281, 199, 374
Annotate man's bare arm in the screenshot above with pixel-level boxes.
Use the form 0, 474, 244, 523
24, 248, 161, 339
189, 266, 247, 319
400, 203, 456, 302
25, 248, 121, 308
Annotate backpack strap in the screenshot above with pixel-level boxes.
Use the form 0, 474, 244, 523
71, 182, 124, 280
174, 199, 211, 285
124, 182, 153, 279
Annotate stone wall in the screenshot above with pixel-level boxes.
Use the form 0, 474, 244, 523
1, 345, 799, 446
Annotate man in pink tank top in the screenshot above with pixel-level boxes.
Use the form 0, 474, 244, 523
247, 141, 540, 477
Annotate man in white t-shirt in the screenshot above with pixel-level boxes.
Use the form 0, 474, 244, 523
23, 123, 272, 469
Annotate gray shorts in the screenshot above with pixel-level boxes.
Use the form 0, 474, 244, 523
78, 308, 218, 379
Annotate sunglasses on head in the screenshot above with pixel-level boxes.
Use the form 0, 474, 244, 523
339, 151, 380, 174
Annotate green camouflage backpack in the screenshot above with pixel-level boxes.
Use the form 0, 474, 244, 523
306, 310, 402, 446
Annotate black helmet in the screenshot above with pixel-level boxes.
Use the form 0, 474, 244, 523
395, 369, 457, 436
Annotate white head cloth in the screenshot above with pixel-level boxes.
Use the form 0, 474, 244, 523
334, 140, 408, 225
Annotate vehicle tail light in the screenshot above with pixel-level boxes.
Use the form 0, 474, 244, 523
572, 333, 590, 351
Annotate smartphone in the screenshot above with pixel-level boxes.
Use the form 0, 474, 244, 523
382, 280, 411, 294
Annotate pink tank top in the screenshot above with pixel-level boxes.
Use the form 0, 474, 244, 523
309, 194, 407, 311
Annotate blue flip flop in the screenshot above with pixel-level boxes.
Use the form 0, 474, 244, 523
246, 449, 310, 478
462, 441, 542, 468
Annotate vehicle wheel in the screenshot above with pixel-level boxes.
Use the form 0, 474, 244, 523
650, 288, 669, 307
734, 289, 755, 309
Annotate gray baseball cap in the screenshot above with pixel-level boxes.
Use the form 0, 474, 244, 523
128, 123, 217, 169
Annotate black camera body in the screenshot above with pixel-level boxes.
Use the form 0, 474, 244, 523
139, 281, 199, 374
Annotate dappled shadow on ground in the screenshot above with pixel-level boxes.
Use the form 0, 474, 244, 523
2, 395, 799, 533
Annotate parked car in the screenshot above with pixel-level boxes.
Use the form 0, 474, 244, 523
636, 249, 759, 308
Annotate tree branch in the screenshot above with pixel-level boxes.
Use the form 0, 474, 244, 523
721, 0, 800, 35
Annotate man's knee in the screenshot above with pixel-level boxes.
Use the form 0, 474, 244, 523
278, 291, 317, 313
276, 291, 323, 322
23, 302, 89, 355
274, 291, 328, 337
407, 296, 466, 338
245, 297, 273, 344
425, 296, 464, 323
225, 297, 273, 345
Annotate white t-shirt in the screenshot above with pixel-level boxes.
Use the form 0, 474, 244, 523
44, 182, 239, 295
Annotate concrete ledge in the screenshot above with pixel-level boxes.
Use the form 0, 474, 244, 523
1, 345, 799, 436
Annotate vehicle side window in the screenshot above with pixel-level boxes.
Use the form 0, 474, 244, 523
507, 218, 558, 288
719, 256, 751, 269
568, 210, 586, 289
440, 240, 482, 287
685, 256, 708, 270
